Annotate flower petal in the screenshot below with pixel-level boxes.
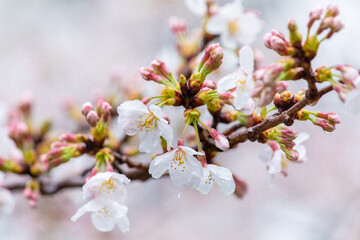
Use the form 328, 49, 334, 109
116, 215, 130, 233
149, 151, 174, 178
239, 45, 254, 76
158, 120, 174, 150
91, 212, 116, 232
138, 129, 160, 153
185, 0, 207, 16
206, 14, 226, 35
217, 74, 237, 94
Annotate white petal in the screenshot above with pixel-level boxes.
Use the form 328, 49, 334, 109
208, 165, 235, 195
294, 144, 307, 162
169, 163, 195, 188
158, 120, 174, 150
206, 15, 226, 35
221, 0, 243, 20
268, 150, 283, 174
116, 215, 130, 233
179, 146, 204, 156
117, 100, 148, 136
138, 129, 160, 153
71, 200, 102, 222
345, 88, 360, 115
240, 98, 255, 115
233, 85, 251, 110
294, 132, 309, 145
259, 145, 273, 164
148, 104, 164, 120
214, 135, 230, 151
185, 0, 207, 16
149, 151, 174, 178
0, 188, 15, 216
217, 74, 237, 93
239, 45, 254, 76
237, 12, 263, 45
197, 168, 214, 194
220, 33, 237, 49
91, 212, 116, 232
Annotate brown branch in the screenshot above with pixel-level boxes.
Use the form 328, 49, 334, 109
228, 85, 333, 146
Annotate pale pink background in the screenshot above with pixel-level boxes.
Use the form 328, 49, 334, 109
0, 0, 360, 239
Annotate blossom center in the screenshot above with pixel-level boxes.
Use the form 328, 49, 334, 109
170, 149, 186, 172
138, 112, 157, 132
228, 20, 239, 35
237, 78, 246, 91
204, 173, 215, 184
100, 178, 116, 194
94, 206, 112, 217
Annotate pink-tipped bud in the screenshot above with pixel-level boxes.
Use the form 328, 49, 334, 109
209, 128, 230, 151
264, 31, 293, 56
336, 65, 359, 85
81, 102, 93, 116
59, 133, 77, 143
86, 167, 98, 182
169, 17, 188, 37
86, 110, 99, 127
326, 4, 339, 17
201, 47, 224, 76
177, 138, 184, 146
202, 80, 216, 89
314, 119, 336, 132
101, 102, 112, 122
139, 67, 162, 82
141, 97, 150, 104
308, 7, 323, 28
327, 113, 341, 124
318, 17, 334, 34
198, 43, 223, 75
18, 92, 33, 116
331, 18, 344, 33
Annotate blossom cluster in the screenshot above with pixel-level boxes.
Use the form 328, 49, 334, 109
0, 0, 358, 234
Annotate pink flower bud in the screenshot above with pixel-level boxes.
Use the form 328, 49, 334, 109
331, 18, 344, 32
264, 31, 292, 56
202, 80, 216, 89
86, 110, 99, 127
327, 113, 341, 124
169, 17, 188, 37
201, 46, 224, 75
199, 43, 222, 74
326, 4, 339, 17
318, 17, 334, 34
209, 128, 229, 151
310, 7, 323, 20
139, 67, 163, 82
177, 138, 184, 146
81, 102, 93, 116
141, 97, 150, 104
59, 133, 77, 142
336, 65, 359, 85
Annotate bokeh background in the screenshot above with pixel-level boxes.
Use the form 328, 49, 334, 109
0, 0, 360, 239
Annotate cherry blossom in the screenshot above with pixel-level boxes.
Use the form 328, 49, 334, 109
71, 172, 130, 232
185, 0, 207, 16
149, 146, 204, 190
195, 164, 235, 195
217, 45, 255, 114
206, 0, 262, 48
345, 77, 360, 115
117, 100, 173, 153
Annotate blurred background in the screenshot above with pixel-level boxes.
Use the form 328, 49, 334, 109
0, 0, 360, 239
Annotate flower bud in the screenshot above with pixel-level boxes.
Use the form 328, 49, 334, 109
308, 7, 323, 28
288, 19, 302, 47
169, 17, 188, 37
86, 110, 99, 127
274, 91, 293, 110
209, 128, 229, 151
303, 35, 319, 60
24, 179, 40, 208
198, 44, 223, 76
264, 31, 294, 56
81, 102, 93, 116
314, 66, 332, 82
326, 4, 339, 17
336, 65, 359, 85
184, 109, 201, 124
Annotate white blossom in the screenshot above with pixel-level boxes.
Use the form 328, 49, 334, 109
345, 77, 360, 114
195, 164, 235, 195
117, 100, 173, 153
71, 172, 130, 232
0, 173, 15, 225
149, 146, 204, 190
206, 0, 262, 48
185, 0, 207, 16
259, 133, 309, 184
71, 198, 130, 232
217, 45, 255, 114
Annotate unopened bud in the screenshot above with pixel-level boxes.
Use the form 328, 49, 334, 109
314, 66, 332, 82
199, 44, 223, 76
169, 17, 188, 37
326, 4, 339, 17
209, 128, 229, 151
264, 30, 294, 56
81, 102, 93, 116
303, 35, 319, 60
308, 7, 323, 28
336, 65, 359, 85
86, 110, 99, 127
